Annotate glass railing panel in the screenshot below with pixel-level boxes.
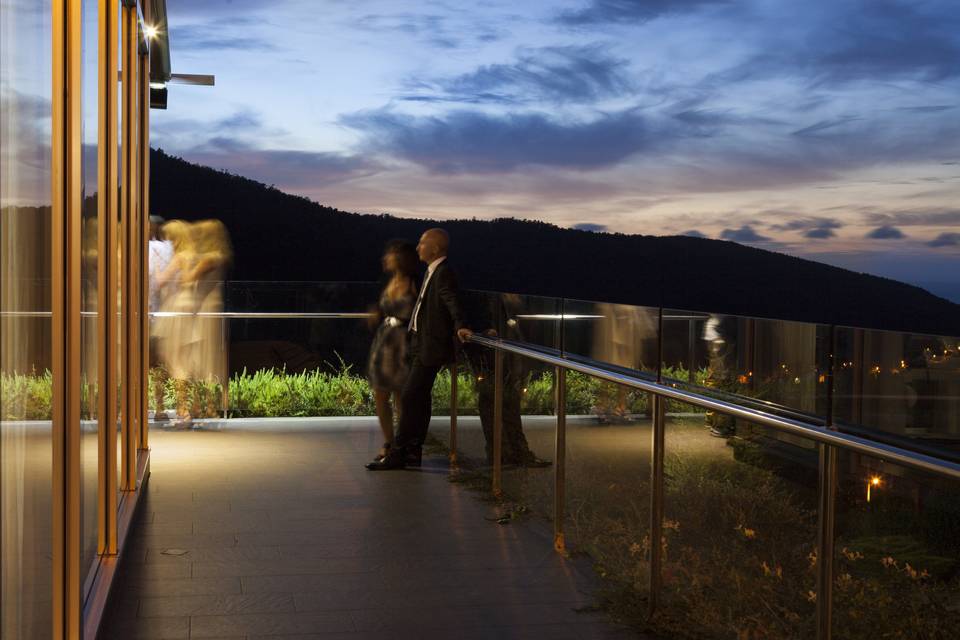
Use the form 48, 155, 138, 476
833, 326, 960, 460
463, 290, 563, 353
832, 450, 960, 638
561, 298, 659, 374
661, 309, 831, 425
662, 407, 818, 638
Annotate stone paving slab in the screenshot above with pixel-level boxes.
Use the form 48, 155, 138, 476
99, 419, 640, 639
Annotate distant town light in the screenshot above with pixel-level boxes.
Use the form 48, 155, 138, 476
867, 475, 882, 503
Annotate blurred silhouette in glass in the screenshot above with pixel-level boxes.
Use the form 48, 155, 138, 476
154, 219, 232, 426
703, 315, 739, 437
464, 292, 551, 467
591, 302, 653, 423
367, 240, 418, 461
148, 215, 173, 419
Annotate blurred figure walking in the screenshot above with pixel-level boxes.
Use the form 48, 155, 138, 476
148, 216, 173, 419
155, 219, 232, 426
367, 240, 419, 461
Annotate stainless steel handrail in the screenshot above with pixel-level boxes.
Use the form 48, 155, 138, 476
1, 311, 373, 319
467, 332, 960, 639
467, 334, 960, 481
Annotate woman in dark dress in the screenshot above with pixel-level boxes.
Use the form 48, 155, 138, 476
368, 240, 418, 460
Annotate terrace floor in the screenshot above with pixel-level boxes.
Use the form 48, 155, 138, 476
99, 417, 644, 639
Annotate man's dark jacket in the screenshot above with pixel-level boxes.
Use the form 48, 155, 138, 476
411, 261, 467, 367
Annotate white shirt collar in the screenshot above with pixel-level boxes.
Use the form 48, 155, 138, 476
427, 256, 447, 273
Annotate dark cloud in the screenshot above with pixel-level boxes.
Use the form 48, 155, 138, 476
927, 232, 960, 248
720, 225, 772, 243
405, 45, 633, 105
896, 105, 957, 114
791, 116, 861, 137
770, 217, 843, 239
558, 0, 730, 25
340, 107, 672, 174
681, 229, 706, 238
866, 225, 907, 239
716, 1, 960, 86
573, 223, 608, 232
810, 1, 960, 84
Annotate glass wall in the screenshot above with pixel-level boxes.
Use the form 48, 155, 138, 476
80, 0, 100, 593
1, 2, 54, 638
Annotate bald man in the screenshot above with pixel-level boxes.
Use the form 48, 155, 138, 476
367, 228, 472, 470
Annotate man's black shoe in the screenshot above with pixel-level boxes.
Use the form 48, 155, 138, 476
366, 450, 406, 470
405, 447, 422, 467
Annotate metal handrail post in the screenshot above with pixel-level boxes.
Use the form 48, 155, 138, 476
815, 444, 838, 639
648, 393, 666, 617
449, 362, 459, 467
816, 324, 839, 640
492, 348, 504, 497
554, 366, 567, 553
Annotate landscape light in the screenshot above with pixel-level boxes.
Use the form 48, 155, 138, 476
866, 475, 882, 503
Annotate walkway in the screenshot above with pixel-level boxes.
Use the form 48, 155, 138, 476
100, 418, 637, 639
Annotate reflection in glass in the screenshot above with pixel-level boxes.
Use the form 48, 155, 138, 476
80, 0, 100, 590
834, 327, 960, 458
1, 1, 54, 636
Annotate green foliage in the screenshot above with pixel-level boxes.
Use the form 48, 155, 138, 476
1, 369, 54, 420
228, 365, 374, 417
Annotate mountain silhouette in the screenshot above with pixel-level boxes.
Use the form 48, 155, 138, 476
150, 148, 960, 336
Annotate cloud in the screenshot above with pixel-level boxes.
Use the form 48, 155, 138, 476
791, 116, 861, 137
340, 107, 674, 174
809, 1, 960, 84
558, 0, 730, 25
179, 137, 379, 189
804, 227, 836, 239
715, 1, 960, 86
171, 19, 279, 51
573, 223, 608, 232
927, 232, 960, 247
866, 208, 960, 227
769, 216, 843, 239
866, 225, 907, 239
720, 225, 772, 243
405, 45, 634, 105
352, 12, 500, 49
0, 91, 51, 205
681, 229, 706, 238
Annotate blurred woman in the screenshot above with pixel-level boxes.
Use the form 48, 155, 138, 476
154, 219, 232, 425
367, 240, 419, 461
155, 220, 199, 425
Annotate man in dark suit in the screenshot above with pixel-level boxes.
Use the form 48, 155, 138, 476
367, 228, 471, 470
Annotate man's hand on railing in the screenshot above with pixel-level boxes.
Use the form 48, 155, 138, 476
457, 327, 473, 343
485, 328, 498, 338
